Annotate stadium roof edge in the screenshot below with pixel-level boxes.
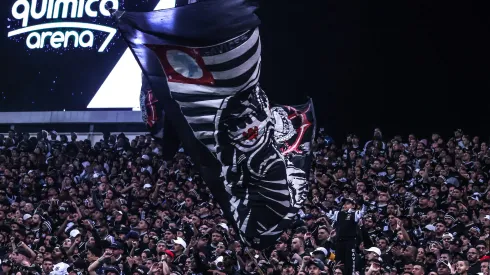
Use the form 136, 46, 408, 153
0, 111, 142, 124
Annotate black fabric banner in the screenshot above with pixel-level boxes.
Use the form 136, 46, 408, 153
114, 0, 315, 249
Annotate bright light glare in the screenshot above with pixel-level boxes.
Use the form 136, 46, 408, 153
87, 0, 176, 110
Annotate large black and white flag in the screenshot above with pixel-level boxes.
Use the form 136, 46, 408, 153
113, 0, 315, 249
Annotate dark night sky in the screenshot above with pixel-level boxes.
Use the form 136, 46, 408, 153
259, 1, 490, 141
3, 0, 490, 141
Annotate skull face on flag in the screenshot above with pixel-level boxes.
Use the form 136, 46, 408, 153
215, 86, 292, 245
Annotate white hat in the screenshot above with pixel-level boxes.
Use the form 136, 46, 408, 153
172, 237, 187, 249
69, 229, 81, 238
143, 184, 152, 189
113, 210, 123, 215
142, 155, 150, 161
28, 170, 34, 174
214, 256, 224, 264
442, 233, 454, 240
365, 247, 381, 256
23, 214, 32, 221
484, 215, 490, 220
311, 247, 329, 256
218, 223, 229, 231
424, 224, 436, 232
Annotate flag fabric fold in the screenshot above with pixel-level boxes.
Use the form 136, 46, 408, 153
272, 99, 316, 211
114, 0, 315, 249
140, 74, 180, 160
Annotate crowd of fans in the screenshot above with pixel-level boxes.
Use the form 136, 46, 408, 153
0, 128, 489, 275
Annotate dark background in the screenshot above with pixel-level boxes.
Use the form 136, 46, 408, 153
3, 1, 490, 142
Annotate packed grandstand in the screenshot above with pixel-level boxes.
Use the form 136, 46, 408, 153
0, 128, 488, 275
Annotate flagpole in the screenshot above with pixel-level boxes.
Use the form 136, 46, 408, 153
244, 247, 265, 275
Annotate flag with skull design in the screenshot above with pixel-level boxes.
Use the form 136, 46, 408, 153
113, 0, 315, 249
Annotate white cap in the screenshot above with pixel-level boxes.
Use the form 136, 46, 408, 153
50, 262, 70, 275
172, 237, 187, 249
442, 233, 454, 240
23, 214, 32, 221
365, 247, 381, 256
424, 224, 436, 232
214, 256, 224, 264
143, 184, 152, 189
142, 155, 150, 161
28, 170, 34, 174
218, 223, 229, 231
70, 229, 81, 238
311, 247, 329, 256
484, 215, 490, 220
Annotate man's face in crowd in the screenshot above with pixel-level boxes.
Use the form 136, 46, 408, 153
377, 192, 389, 204
480, 261, 489, 275
317, 228, 329, 241
156, 241, 166, 253
164, 231, 175, 241
307, 264, 321, 275
42, 260, 53, 272
477, 244, 488, 255
291, 238, 303, 252
467, 248, 478, 262
138, 220, 148, 231
10, 252, 23, 264
444, 216, 454, 227
412, 264, 424, 275
439, 253, 450, 263
212, 232, 223, 244
167, 181, 176, 191
275, 241, 287, 251
450, 188, 462, 199
103, 198, 112, 209
456, 261, 469, 274
185, 197, 193, 208
437, 263, 451, 275
429, 186, 439, 196
363, 218, 374, 229
447, 205, 458, 215
435, 222, 446, 234
385, 204, 396, 215
129, 215, 139, 226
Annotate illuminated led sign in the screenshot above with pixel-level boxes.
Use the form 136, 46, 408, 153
8, 0, 118, 52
